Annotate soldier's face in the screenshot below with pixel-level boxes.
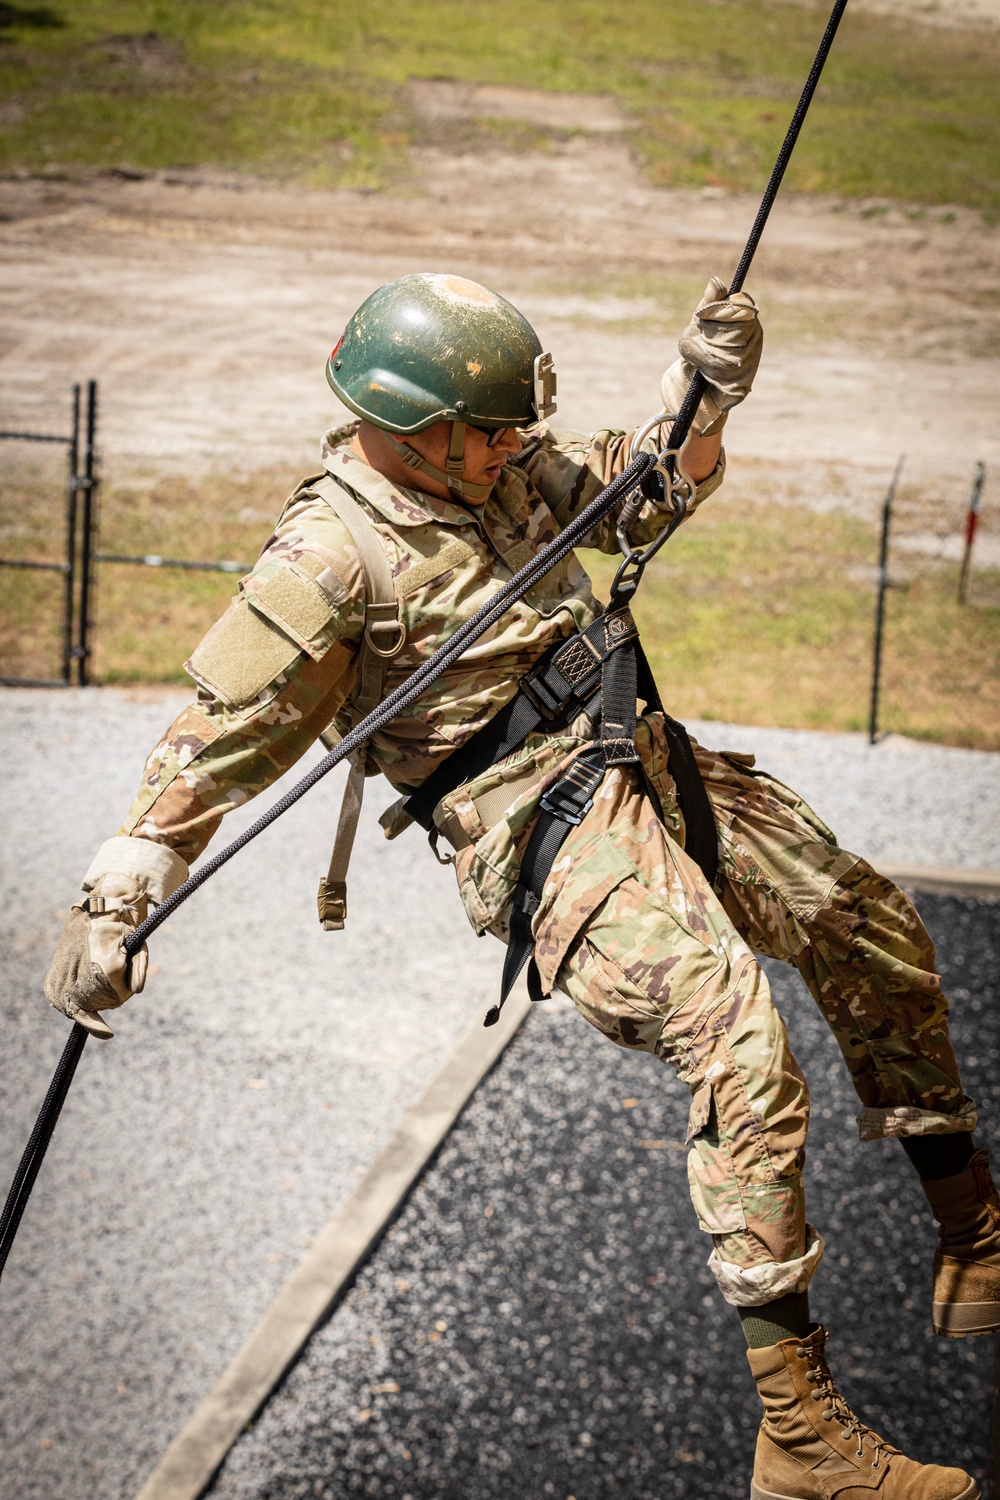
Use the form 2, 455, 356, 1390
406, 419, 523, 491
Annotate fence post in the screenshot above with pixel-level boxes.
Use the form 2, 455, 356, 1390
868, 455, 904, 746
957, 462, 985, 606
61, 384, 81, 684
76, 380, 99, 687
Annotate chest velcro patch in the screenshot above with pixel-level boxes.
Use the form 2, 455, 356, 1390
503, 539, 536, 573
395, 537, 477, 598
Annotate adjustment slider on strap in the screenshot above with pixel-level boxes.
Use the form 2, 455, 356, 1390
317, 876, 348, 930
539, 751, 605, 825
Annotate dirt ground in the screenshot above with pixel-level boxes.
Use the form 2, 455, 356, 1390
1, 131, 998, 541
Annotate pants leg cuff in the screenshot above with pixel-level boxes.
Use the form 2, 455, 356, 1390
856, 1100, 977, 1142
708, 1224, 824, 1308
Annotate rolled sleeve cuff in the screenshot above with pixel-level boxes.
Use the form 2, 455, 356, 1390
707, 1223, 825, 1308
82, 836, 189, 905
857, 1099, 977, 1142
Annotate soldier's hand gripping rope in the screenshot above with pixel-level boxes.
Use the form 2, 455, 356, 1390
0, 0, 851, 1285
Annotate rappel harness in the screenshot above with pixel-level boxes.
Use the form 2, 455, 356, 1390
400, 581, 719, 1026
309, 456, 721, 1021
0, 0, 850, 1284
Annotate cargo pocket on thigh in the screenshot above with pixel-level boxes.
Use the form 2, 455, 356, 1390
532, 835, 637, 996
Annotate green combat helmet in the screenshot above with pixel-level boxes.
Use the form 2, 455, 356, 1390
326, 272, 556, 503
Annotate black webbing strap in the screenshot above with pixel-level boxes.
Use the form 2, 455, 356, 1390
403, 689, 549, 832
483, 599, 721, 1028
661, 714, 719, 889
486, 598, 649, 1026
486, 812, 573, 1026
597, 630, 642, 768
402, 604, 636, 833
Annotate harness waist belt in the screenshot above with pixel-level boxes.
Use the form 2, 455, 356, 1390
402, 604, 637, 832
400, 595, 719, 1029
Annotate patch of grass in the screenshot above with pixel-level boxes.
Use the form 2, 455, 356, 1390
0, 1, 998, 209
0, 461, 293, 683
582, 495, 1000, 750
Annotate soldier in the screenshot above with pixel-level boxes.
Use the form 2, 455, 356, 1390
45, 273, 996, 1500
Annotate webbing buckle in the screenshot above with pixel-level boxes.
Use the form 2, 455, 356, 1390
539, 752, 605, 826
519, 633, 602, 721
519, 660, 572, 720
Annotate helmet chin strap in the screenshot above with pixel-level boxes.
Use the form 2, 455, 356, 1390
399, 421, 494, 504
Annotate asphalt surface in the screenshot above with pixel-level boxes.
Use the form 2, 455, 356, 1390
0, 687, 997, 1500
210, 892, 1000, 1500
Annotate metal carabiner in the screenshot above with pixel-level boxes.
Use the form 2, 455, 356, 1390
629, 408, 675, 462
611, 444, 697, 598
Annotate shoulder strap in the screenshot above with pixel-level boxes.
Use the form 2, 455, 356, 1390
309, 473, 405, 721
308, 473, 406, 931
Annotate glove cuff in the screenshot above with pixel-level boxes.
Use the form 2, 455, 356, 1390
82, 837, 189, 905
659, 359, 729, 438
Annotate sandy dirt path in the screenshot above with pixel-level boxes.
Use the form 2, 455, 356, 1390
1, 137, 998, 520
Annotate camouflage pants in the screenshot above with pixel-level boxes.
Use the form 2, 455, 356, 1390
521, 719, 976, 1307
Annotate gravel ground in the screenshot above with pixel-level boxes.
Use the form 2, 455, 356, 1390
684, 720, 1000, 874
0, 686, 997, 1500
210, 894, 1000, 1500
0, 686, 493, 1500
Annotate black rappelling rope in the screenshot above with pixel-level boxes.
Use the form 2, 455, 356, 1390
0, 0, 850, 1283
666, 0, 849, 453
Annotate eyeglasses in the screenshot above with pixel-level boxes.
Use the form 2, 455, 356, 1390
467, 422, 515, 449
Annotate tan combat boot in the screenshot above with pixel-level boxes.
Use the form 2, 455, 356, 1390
924, 1147, 1000, 1338
747, 1325, 977, 1500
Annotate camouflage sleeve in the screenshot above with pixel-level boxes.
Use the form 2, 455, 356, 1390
514, 422, 726, 555
117, 488, 367, 867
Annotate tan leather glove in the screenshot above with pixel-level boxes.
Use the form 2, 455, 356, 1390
44, 837, 188, 1039
660, 276, 763, 437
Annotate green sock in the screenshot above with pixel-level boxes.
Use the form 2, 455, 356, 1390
738, 1292, 812, 1349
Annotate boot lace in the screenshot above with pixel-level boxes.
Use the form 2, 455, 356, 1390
798, 1341, 886, 1469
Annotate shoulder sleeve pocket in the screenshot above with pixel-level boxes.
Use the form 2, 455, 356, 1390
185, 596, 303, 710
242, 564, 338, 661
185, 559, 342, 710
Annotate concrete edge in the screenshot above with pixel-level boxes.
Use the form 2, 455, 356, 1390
134, 986, 533, 1500
879, 862, 1000, 900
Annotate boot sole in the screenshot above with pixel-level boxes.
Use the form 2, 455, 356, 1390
752, 1480, 979, 1500
933, 1300, 1000, 1338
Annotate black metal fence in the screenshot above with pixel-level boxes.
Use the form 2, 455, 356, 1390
0, 382, 252, 687
868, 456, 991, 744
0, 380, 97, 686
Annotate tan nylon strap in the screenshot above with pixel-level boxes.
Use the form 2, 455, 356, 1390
311, 473, 404, 720
310, 475, 405, 930
399, 424, 492, 503
316, 747, 366, 930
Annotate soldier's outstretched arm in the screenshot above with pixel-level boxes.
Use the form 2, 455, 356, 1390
516, 277, 763, 554
44, 488, 366, 1037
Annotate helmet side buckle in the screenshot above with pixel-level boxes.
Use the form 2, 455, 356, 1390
533, 353, 557, 421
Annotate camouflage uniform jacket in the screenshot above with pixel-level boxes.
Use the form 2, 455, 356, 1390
119, 420, 725, 896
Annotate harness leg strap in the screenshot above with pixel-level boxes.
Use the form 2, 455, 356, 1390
484, 813, 573, 1026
